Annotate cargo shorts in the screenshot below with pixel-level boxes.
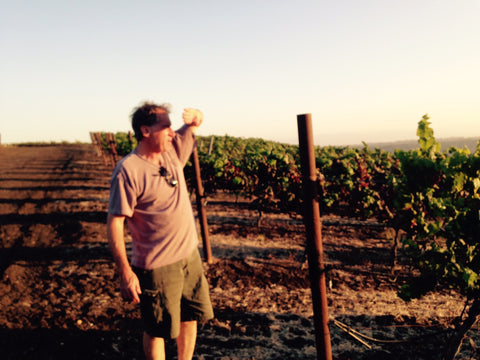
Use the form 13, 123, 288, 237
133, 248, 214, 339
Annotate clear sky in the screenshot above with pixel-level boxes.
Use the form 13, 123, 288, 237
1, 0, 479, 146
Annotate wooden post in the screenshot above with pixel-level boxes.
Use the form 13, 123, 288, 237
191, 146, 213, 264
90, 132, 101, 156
297, 114, 332, 360
208, 136, 215, 155
106, 133, 118, 167
93, 132, 108, 165
128, 131, 134, 150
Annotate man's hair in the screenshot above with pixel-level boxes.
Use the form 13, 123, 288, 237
131, 102, 171, 142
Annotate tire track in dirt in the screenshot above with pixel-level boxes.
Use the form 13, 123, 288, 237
0, 145, 110, 277
0, 147, 49, 276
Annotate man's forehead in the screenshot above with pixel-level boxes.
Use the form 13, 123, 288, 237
153, 110, 171, 125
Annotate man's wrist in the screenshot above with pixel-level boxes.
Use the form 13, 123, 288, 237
117, 262, 133, 276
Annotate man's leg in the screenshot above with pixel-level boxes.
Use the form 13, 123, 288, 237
176, 320, 197, 360
143, 331, 165, 360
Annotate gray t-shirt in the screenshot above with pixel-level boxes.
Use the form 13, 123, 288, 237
108, 126, 198, 269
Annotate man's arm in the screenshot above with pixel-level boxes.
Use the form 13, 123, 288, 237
107, 213, 141, 303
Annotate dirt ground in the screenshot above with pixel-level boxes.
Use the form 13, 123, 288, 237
0, 144, 478, 360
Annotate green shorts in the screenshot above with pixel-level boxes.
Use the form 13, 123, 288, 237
133, 248, 214, 339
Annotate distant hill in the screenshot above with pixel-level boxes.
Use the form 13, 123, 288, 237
352, 137, 480, 153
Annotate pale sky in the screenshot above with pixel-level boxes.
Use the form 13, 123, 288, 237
1, 0, 479, 146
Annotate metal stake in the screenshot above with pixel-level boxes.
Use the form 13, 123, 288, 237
297, 113, 332, 360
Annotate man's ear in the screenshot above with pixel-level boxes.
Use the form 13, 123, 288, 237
140, 125, 151, 138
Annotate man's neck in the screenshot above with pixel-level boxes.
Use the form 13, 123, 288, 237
136, 142, 164, 165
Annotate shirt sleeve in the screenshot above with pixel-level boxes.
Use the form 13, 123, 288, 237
108, 167, 137, 217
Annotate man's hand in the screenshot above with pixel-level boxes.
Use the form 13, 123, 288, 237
119, 268, 142, 303
182, 108, 203, 129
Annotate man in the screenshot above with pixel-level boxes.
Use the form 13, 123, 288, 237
107, 102, 214, 360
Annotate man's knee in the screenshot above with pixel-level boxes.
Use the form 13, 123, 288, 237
143, 332, 166, 360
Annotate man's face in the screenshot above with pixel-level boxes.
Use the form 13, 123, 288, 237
144, 110, 174, 152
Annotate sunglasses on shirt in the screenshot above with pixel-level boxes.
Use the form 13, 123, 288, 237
159, 166, 178, 187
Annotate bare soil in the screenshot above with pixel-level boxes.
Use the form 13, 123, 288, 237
0, 144, 478, 359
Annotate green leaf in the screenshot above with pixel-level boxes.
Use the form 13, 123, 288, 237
463, 269, 478, 289
473, 178, 480, 193
232, 176, 243, 185
453, 173, 466, 192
